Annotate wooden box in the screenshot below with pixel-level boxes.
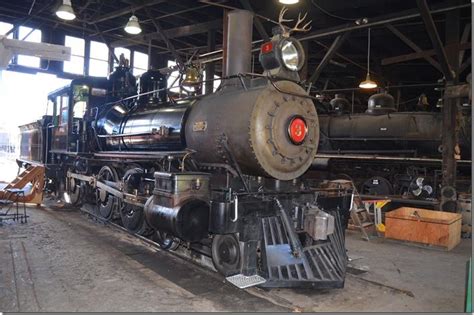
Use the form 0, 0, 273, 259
385, 207, 462, 250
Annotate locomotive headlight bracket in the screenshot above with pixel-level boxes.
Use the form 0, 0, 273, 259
259, 37, 305, 73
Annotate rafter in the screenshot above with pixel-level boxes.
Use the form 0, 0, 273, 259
387, 24, 441, 72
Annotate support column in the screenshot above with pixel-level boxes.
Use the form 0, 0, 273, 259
41, 28, 64, 73
205, 29, 216, 94
439, 8, 462, 211
441, 9, 460, 191
83, 39, 90, 76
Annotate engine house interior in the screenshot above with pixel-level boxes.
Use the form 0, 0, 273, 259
0, 0, 471, 312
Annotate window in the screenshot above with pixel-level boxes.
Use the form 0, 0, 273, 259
59, 95, 69, 126
113, 47, 130, 68
17, 26, 42, 68
89, 41, 109, 77
133, 51, 148, 76
64, 36, 85, 75
0, 22, 13, 38
167, 60, 180, 93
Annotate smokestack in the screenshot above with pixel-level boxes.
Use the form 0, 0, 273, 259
225, 10, 254, 77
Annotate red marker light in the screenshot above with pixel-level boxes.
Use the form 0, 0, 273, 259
288, 117, 308, 145
261, 42, 273, 54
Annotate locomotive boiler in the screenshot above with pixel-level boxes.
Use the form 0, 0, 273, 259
17, 9, 352, 289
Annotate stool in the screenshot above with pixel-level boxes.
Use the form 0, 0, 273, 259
1, 188, 27, 223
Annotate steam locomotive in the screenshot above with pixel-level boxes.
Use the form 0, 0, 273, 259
313, 91, 472, 203
17, 10, 352, 289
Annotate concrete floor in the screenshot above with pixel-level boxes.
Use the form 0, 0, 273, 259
0, 202, 471, 312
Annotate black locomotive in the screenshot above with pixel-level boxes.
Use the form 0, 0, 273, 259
314, 90, 472, 201
17, 10, 352, 289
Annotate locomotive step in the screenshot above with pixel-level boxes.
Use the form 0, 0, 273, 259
226, 274, 267, 289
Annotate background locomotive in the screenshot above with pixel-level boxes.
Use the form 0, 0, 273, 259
313, 90, 471, 203
17, 9, 352, 289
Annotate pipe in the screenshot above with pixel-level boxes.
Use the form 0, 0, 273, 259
314, 153, 472, 164
225, 10, 254, 77
358, 194, 440, 206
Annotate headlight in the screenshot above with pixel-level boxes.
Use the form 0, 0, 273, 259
280, 39, 304, 71
259, 37, 306, 73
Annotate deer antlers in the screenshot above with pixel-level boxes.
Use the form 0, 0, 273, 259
278, 7, 312, 38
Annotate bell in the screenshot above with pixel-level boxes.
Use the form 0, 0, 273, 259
182, 67, 201, 87
417, 93, 429, 107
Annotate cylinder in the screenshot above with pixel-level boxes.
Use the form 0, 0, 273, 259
144, 198, 209, 242
225, 10, 254, 77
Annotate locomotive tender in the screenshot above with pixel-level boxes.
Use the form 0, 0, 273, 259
18, 10, 352, 288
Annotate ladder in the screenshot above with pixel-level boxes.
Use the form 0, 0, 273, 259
0, 165, 45, 205
348, 188, 375, 241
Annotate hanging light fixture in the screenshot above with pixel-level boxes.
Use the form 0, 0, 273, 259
279, 0, 299, 4
359, 28, 378, 89
56, 0, 76, 21
125, 15, 142, 34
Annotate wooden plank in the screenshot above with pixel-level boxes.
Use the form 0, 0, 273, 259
385, 207, 461, 250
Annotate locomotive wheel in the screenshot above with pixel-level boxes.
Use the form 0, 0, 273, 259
120, 203, 153, 236
66, 177, 83, 206
153, 230, 180, 251
360, 176, 393, 196
211, 234, 241, 276
119, 167, 153, 235
96, 166, 119, 220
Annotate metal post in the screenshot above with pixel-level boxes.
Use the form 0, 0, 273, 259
396, 89, 401, 111
351, 90, 355, 114
222, 9, 228, 78
84, 39, 90, 76
440, 8, 460, 191
205, 29, 216, 94
299, 41, 309, 81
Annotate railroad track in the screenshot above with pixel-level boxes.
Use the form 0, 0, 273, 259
75, 202, 300, 311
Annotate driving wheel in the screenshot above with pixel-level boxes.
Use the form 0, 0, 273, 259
211, 234, 241, 276
96, 166, 119, 220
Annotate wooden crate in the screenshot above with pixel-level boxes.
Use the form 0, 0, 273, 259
385, 207, 462, 250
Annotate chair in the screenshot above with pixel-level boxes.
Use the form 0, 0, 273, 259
0, 188, 28, 224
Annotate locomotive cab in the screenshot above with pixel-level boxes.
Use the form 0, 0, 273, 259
49, 77, 108, 154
